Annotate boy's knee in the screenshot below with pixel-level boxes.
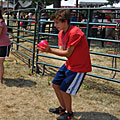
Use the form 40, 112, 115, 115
52, 83, 59, 90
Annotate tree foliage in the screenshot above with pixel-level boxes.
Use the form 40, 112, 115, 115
21, 0, 53, 6
40, 0, 53, 5
53, 0, 61, 8
107, 0, 119, 5
21, 0, 61, 8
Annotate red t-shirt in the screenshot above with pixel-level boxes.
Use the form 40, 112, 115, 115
58, 25, 92, 73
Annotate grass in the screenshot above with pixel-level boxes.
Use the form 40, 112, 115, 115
3, 22, 120, 120
0, 53, 119, 120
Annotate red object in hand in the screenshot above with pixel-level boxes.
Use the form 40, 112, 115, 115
20, 21, 23, 26
38, 40, 49, 49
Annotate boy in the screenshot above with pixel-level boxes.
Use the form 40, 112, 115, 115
38, 10, 92, 120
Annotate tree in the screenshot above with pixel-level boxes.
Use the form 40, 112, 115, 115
107, 0, 119, 5
76, 0, 78, 7
53, 0, 61, 8
21, 0, 53, 6
40, 0, 53, 6
21, 0, 61, 8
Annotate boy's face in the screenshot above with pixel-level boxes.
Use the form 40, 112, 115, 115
54, 19, 67, 31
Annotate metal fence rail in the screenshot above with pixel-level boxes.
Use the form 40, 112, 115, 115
7, 8, 38, 72
36, 8, 120, 83
7, 7, 120, 83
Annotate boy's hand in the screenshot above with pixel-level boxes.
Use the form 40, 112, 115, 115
36, 43, 51, 53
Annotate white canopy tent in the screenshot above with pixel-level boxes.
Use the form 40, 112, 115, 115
46, 0, 75, 8
61, 0, 108, 6
100, 5, 112, 8
79, 0, 108, 6
113, 2, 120, 7
46, 4, 53, 8
101, 2, 120, 8
62, 0, 108, 5
61, 0, 75, 7
46, 0, 108, 8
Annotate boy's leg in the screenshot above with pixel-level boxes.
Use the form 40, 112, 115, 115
56, 92, 73, 120
56, 72, 86, 120
52, 83, 66, 109
60, 91, 72, 113
50, 64, 67, 110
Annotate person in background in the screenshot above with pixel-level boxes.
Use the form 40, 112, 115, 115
70, 12, 77, 26
92, 15, 99, 37
37, 10, 92, 120
40, 12, 48, 32
16, 11, 20, 25
22, 13, 29, 34
28, 12, 33, 30
70, 13, 77, 22
105, 17, 115, 40
0, 9, 11, 83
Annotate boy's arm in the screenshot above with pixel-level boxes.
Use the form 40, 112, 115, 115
50, 46, 75, 58
39, 45, 75, 58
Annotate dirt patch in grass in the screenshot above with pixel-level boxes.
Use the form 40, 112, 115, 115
0, 53, 119, 120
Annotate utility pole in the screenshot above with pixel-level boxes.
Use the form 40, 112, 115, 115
7, 0, 9, 12
76, 0, 79, 22
14, 0, 15, 10
76, 0, 78, 8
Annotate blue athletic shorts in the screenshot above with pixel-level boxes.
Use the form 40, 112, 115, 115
52, 64, 86, 95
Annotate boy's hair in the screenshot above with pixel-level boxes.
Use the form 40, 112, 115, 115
50, 10, 71, 24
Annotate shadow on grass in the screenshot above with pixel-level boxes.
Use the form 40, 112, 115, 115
72, 112, 119, 120
83, 80, 120, 96
3, 78, 36, 87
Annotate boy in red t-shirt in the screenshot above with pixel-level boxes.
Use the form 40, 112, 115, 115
38, 10, 92, 120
